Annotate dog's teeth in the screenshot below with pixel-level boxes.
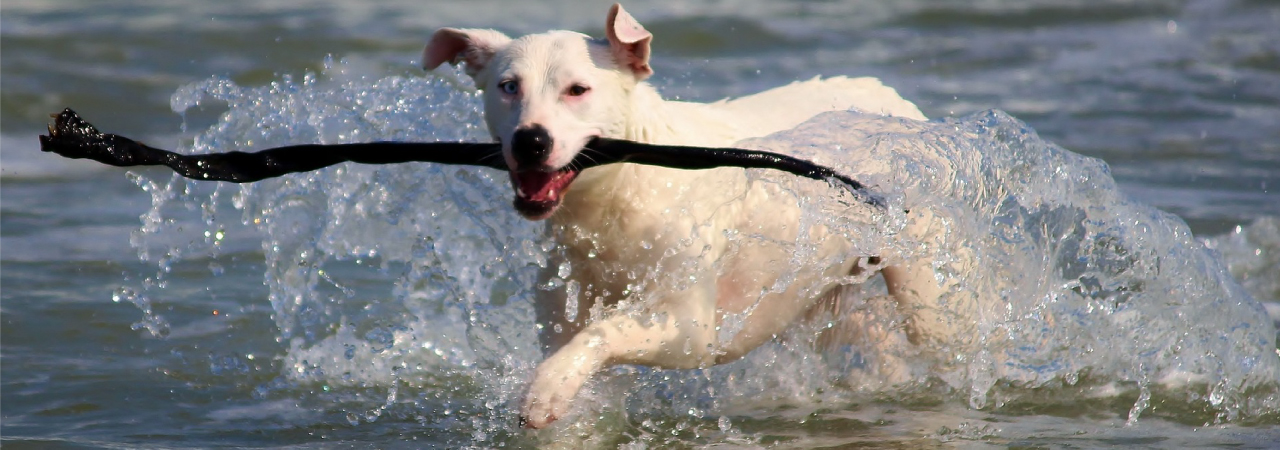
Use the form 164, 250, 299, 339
548, 188, 556, 198
516, 186, 526, 197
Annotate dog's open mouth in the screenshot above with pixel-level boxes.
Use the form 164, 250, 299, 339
510, 168, 579, 220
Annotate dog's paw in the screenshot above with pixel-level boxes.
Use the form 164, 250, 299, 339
519, 389, 571, 429
519, 347, 601, 429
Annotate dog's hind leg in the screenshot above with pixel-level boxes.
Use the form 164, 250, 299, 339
808, 259, 914, 386
880, 207, 981, 350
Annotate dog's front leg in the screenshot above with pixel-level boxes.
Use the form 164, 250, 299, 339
520, 279, 719, 429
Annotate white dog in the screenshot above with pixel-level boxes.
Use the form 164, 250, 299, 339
423, 3, 953, 428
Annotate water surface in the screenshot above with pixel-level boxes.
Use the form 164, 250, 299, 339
3, 0, 1279, 447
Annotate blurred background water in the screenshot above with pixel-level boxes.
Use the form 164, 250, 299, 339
3, 0, 1279, 448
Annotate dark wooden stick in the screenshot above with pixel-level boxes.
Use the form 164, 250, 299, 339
39, 108, 884, 207
39, 108, 506, 182
582, 139, 879, 206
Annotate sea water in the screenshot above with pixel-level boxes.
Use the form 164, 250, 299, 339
57, 69, 1280, 447
3, 0, 1279, 448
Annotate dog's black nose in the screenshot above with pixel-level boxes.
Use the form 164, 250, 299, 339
511, 124, 553, 167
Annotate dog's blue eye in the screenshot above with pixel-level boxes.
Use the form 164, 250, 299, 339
499, 80, 519, 95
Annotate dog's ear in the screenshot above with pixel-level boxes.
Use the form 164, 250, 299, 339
422, 28, 512, 79
605, 4, 653, 80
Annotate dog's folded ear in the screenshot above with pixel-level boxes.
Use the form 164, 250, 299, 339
422, 28, 512, 79
606, 3, 653, 80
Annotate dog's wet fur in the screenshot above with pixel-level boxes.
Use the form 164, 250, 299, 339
423, 3, 959, 428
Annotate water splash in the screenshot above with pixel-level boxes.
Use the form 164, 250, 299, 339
744, 110, 1280, 423
119, 67, 1279, 444
1205, 217, 1280, 307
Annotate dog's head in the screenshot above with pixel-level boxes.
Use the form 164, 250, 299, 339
422, 3, 653, 220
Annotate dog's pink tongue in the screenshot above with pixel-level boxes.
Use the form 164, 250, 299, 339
513, 170, 577, 202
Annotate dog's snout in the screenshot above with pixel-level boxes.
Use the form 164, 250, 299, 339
512, 125, 553, 167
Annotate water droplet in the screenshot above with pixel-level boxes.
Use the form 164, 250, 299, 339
565, 280, 580, 322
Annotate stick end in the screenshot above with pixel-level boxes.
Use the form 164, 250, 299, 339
38, 108, 111, 160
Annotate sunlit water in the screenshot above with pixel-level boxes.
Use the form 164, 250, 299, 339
3, 0, 1279, 448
